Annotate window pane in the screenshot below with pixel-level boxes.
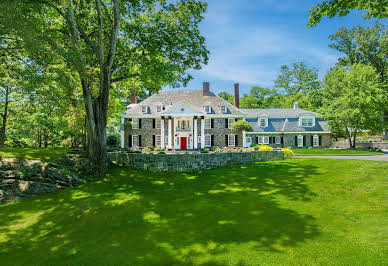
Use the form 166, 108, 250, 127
205, 135, 211, 146
275, 136, 281, 144
156, 119, 161, 129
132, 119, 139, 129
313, 135, 319, 147
205, 119, 211, 129
156, 135, 161, 146
298, 135, 303, 147
132, 135, 139, 147
228, 134, 235, 146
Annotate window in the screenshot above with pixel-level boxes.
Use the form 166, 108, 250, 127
204, 105, 211, 113
132, 135, 139, 147
155, 135, 161, 146
204, 118, 211, 129
259, 118, 268, 127
258, 136, 269, 144
205, 135, 211, 147
228, 134, 235, 146
165, 136, 169, 146
177, 120, 190, 130
155, 119, 161, 129
156, 105, 162, 113
313, 135, 319, 147
228, 118, 235, 128
220, 105, 227, 113
301, 118, 313, 127
275, 136, 281, 144
141, 105, 148, 114
132, 118, 139, 129
298, 135, 303, 147
246, 137, 252, 145
198, 135, 201, 143
180, 107, 185, 112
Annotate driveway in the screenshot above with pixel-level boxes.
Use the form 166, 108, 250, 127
293, 152, 388, 161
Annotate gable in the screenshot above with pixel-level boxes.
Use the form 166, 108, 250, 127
161, 101, 204, 115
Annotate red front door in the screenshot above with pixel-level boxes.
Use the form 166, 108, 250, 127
181, 137, 187, 149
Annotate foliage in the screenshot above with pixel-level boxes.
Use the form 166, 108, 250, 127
106, 134, 120, 148
154, 147, 163, 152
281, 148, 294, 158
230, 120, 252, 134
142, 147, 151, 153
200, 148, 209, 153
157, 151, 166, 154
214, 147, 223, 153
308, 0, 387, 27
258, 145, 273, 151
274, 62, 322, 110
320, 64, 386, 147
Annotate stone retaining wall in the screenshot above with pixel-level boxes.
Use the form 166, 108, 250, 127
108, 151, 284, 172
333, 142, 388, 150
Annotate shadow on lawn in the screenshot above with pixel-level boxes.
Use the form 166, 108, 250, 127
0, 161, 320, 265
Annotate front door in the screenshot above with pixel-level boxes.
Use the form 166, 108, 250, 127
180, 137, 187, 149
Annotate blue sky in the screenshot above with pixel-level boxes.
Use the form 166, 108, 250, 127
172, 0, 381, 95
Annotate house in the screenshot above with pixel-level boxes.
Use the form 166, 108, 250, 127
121, 82, 331, 149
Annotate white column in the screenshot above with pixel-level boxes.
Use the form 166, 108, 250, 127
193, 118, 198, 149
201, 118, 205, 149
121, 117, 125, 148
168, 118, 172, 149
243, 130, 246, 148
161, 118, 165, 149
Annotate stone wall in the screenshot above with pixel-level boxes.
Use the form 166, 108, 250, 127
333, 141, 388, 150
108, 150, 284, 172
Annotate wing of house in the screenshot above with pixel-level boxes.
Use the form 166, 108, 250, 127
121, 82, 331, 150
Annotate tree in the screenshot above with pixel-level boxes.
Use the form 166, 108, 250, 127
328, 23, 388, 138
320, 64, 386, 148
0, 0, 209, 174
218, 91, 234, 105
230, 120, 252, 134
308, 0, 387, 27
274, 62, 322, 110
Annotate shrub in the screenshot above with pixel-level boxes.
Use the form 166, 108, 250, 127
215, 147, 222, 153
355, 145, 362, 149
154, 147, 163, 152
250, 143, 258, 147
106, 134, 120, 148
158, 151, 165, 154
200, 148, 209, 153
142, 147, 151, 153
258, 144, 273, 151
281, 148, 294, 159
230, 120, 252, 134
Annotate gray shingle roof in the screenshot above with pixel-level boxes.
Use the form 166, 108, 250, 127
241, 108, 317, 118
124, 90, 245, 116
247, 117, 329, 132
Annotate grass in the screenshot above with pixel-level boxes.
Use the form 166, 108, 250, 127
0, 147, 70, 162
1, 158, 388, 265
293, 148, 383, 155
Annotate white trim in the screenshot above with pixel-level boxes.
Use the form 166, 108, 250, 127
220, 105, 227, 113
228, 118, 235, 128
228, 134, 235, 147
155, 135, 161, 147
141, 105, 148, 114
258, 136, 269, 144
204, 118, 211, 129
201, 119, 205, 149
132, 118, 139, 129
168, 118, 172, 149
161, 119, 165, 149
258, 117, 268, 127
275, 136, 281, 144
121, 118, 125, 148
204, 105, 211, 113
194, 118, 198, 149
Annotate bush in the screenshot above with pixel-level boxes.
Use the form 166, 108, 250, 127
215, 147, 223, 153
230, 120, 252, 134
200, 148, 209, 153
142, 147, 151, 153
250, 143, 258, 147
106, 134, 119, 148
258, 145, 273, 151
281, 148, 294, 159
355, 145, 362, 149
158, 151, 165, 154
154, 146, 163, 151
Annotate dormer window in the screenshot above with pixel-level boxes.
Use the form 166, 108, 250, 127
258, 118, 268, 127
220, 105, 227, 113
141, 105, 148, 114
301, 118, 313, 127
156, 105, 163, 113
204, 105, 211, 113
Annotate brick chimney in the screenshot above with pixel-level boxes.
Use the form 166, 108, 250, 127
234, 83, 240, 108
203, 82, 210, 95
130, 90, 137, 104
293, 102, 298, 109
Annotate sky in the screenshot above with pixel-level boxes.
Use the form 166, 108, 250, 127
170, 0, 382, 96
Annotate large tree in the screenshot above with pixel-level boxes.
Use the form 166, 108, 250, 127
274, 62, 322, 110
0, 0, 209, 174
328, 23, 388, 138
320, 64, 386, 148
308, 0, 387, 27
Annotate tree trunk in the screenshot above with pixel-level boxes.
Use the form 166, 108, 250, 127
38, 129, 42, 147
43, 132, 48, 148
383, 111, 388, 140
346, 128, 352, 148
0, 87, 10, 147
351, 131, 357, 149
82, 115, 87, 151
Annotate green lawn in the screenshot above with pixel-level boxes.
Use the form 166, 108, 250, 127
293, 148, 383, 155
0, 147, 70, 162
1, 159, 387, 265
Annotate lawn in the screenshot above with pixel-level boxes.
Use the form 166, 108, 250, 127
1, 158, 387, 265
293, 148, 383, 155
0, 147, 70, 162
